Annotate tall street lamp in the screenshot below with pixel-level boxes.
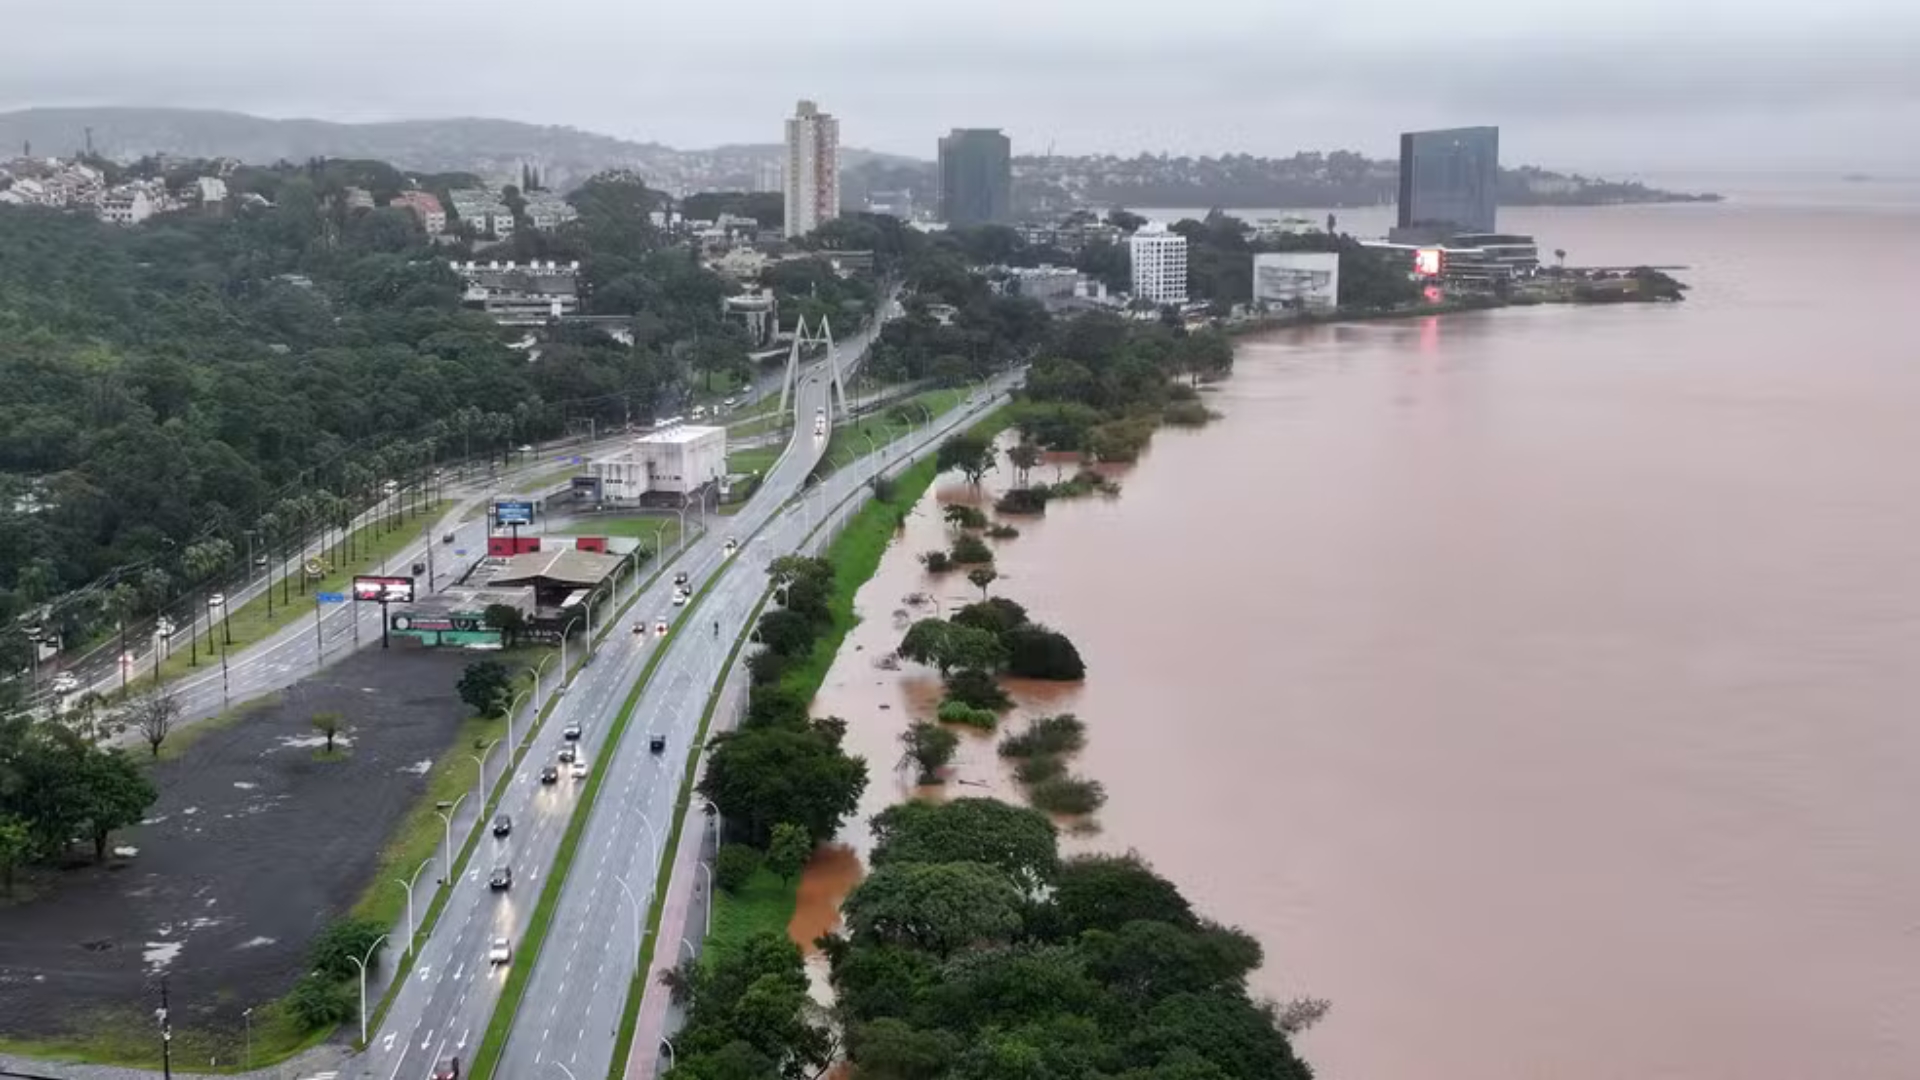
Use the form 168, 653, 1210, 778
504, 688, 532, 754
345, 933, 387, 1045
637, 810, 661, 874
394, 856, 434, 955
470, 738, 499, 805
435, 792, 468, 884
616, 877, 645, 960
660, 1039, 675, 1072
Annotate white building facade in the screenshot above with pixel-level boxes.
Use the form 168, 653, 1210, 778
783, 100, 840, 239
586, 425, 728, 505
1252, 252, 1341, 311
1129, 224, 1188, 305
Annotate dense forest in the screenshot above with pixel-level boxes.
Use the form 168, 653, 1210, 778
0, 158, 737, 674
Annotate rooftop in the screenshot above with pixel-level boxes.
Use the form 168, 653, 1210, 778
636, 424, 725, 446
487, 548, 626, 590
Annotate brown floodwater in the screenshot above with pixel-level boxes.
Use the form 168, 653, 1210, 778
797, 187, 1920, 1079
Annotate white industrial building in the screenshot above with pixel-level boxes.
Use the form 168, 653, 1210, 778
1129, 223, 1188, 305
1252, 252, 1341, 311
586, 425, 728, 506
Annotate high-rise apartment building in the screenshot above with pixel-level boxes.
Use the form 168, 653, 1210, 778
1394, 125, 1499, 242
1129, 223, 1188, 306
783, 100, 840, 239
937, 128, 1012, 226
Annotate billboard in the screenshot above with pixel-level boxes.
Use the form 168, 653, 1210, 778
1414, 248, 1445, 277
494, 500, 535, 527
1252, 252, 1341, 311
352, 575, 415, 603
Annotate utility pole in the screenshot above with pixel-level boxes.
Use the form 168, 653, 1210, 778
158, 976, 173, 1080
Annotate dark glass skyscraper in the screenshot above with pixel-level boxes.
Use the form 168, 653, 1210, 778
1395, 126, 1499, 240
938, 129, 1013, 227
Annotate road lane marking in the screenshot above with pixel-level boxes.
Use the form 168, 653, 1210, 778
420, 1030, 433, 1050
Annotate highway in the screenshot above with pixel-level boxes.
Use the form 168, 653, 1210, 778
367, 313, 900, 1080
497, 374, 1016, 1080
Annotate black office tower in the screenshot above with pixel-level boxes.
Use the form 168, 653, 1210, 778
1395, 126, 1499, 242
938, 129, 1013, 227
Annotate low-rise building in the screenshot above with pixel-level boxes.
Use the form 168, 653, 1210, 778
1251, 252, 1340, 311
343, 186, 375, 209
723, 290, 779, 346
449, 188, 515, 239
524, 192, 578, 232
195, 176, 228, 204
451, 260, 580, 325
99, 189, 154, 226
999, 264, 1081, 303
583, 425, 728, 506
390, 190, 447, 234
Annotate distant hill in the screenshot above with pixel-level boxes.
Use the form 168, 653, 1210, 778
0, 106, 921, 193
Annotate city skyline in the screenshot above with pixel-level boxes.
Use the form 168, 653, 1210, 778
1, 0, 1915, 174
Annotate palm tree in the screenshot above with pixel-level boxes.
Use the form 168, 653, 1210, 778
1554, 248, 1568, 269
255, 512, 280, 617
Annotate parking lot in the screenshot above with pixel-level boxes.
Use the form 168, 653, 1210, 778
0, 647, 477, 1041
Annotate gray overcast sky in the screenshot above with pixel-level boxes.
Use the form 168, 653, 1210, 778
3, 0, 1917, 172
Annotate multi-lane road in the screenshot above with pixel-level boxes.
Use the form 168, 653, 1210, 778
368, 315, 906, 1080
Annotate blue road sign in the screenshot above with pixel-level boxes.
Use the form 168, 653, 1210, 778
454, 549, 468, 557
316, 592, 346, 604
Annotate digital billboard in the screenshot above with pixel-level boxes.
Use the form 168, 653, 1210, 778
494, 500, 535, 527
352, 575, 415, 603
1414, 248, 1445, 277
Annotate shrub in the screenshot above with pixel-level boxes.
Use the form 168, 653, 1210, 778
999, 714, 1088, 758
949, 534, 993, 566
920, 550, 952, 573
870, 475, 897, 504
1014, 753, 1067, 784
715, 844, 764, 894
1003, 624, 1087, 680
287, 974, 354, 1030
745, 647, 789, 686
1088, 416, 1157, 462
936, 699, 999, 729
995, 488, 1050, 516
308, 918, 386, 981
1162, 399, 1216, 426
943, 503, 989, 530
986, 522, 1021, 539
943, 667, 1011, 710
1028, 774, 1107, 815
952, 597, 1029, 637
755, 608, 816, 658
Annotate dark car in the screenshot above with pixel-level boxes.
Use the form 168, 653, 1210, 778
432, 1057, 460, 1080
489, 865, 512, 891
558, 744, 576, 764
491, 813, 511, 837
411, 561, 426, 576
539, 765, 559, 784
674, 571, 690, 586
563, 722, 582, 741
649, 733, 666, 754
442, 532, 456, 544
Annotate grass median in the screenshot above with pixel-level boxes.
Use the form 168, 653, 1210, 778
813, 388, 967, 479
125, 501, 450, 696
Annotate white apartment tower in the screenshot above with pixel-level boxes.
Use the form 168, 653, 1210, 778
1129, 223, 1188, 305
783, 99, 840, 239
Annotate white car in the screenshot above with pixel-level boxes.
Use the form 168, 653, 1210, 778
156, 617, 177, 638
672, 590, 688, 607
570, 759, 589, 779
814, 420, 826, 437
723, 397, 737, 408
52, 672, 79, 694
207, 592, 226, 609
488, 937, 512, 965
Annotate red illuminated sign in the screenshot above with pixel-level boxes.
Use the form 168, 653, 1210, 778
1414, 248, 1444, 277
352, 575, 415, 603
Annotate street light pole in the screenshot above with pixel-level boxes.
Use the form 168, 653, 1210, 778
637, 810, 661, 873
241, 1006, 252, 1069
531, 653, 557, 707
616, 877, 644, 958
660, 1038, 675, 1072
435, 792, 468, 884
470, 738, 499, 805
504, 688, 532, 753
395, 856, 433, 954
345, 934, 387, 1045
698, 860, 713, 934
